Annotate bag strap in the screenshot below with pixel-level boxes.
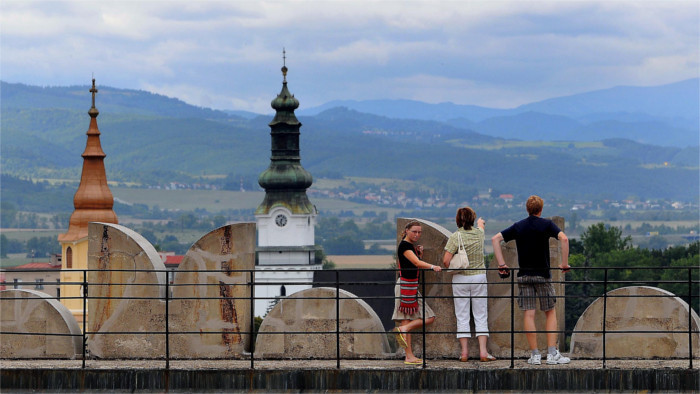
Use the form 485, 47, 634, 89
456, 231, 466, 251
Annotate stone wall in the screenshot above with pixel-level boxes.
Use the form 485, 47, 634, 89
0, 289, 82, 358
87, 222, 255, 359
87, 222, 167, 358
570, 286, 700, 358
255, 287, 391, 359
169, 223, 255, 358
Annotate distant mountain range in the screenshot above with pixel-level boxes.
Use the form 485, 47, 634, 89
299, 79, 699, 147
1, 79, 698, 202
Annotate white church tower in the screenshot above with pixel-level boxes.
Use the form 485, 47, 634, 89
254, 52, 322, 315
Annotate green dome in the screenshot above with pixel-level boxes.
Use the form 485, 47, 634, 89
256, 60, 315, 216
258, 163, 312, 191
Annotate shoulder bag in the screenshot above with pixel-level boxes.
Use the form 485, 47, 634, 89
449, 231, 470, 272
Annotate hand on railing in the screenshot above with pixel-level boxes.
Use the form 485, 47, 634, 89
498, 264, 510, 278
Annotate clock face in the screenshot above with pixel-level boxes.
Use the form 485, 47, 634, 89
275, 214, 288, 227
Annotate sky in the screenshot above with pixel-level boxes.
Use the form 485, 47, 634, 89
1, 1, 698, 114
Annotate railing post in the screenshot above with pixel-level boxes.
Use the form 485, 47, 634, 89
250, 269, 255, 370
82, 269, 87, 369
689, 267, 693, 370
602, 267, 608, 369
510, 268, 515, 369
165, 273, 170, 370
421, 268, 426, 369
335, 270, 340, 369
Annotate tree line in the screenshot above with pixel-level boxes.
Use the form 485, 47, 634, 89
565, 223, 699, 338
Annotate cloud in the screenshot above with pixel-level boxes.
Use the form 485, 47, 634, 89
1, 0, 697, 113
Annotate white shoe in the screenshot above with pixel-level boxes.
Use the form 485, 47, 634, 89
546, 350, 571, 364
527, 354, 541, 365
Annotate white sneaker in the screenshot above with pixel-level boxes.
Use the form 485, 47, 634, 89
527, 354, 541, 365
546, 350, 571, 364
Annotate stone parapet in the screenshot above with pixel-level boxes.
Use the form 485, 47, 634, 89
570, 286, 700, 358
255, 287, 391, 359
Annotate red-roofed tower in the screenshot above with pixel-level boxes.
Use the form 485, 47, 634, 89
57, 78, 118, 320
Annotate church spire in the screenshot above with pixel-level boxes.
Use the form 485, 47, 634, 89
255, 51, 315, 215
58, 78, 118, 242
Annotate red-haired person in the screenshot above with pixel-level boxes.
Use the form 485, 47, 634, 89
491, 195, 571, 365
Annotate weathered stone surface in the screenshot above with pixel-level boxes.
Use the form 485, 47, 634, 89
0, 289, 82, 358
570, 286, 700, 358
169, 223, 255, 358
87, 223, 167, 358
87, 223, 256, 359
395, 217, 566, 358
254, 287, 391, 359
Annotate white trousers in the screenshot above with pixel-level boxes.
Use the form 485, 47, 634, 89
452, 273, 489, 338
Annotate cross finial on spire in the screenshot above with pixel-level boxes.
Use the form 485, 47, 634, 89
90, 78, 98, 109
281, 48, 288, 83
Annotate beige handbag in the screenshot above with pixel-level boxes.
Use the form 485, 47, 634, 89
448, 232, 470, 272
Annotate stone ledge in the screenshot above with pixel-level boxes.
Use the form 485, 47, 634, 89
2, 360, 697, 391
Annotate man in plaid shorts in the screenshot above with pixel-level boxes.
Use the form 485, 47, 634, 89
491, 195, 571, 365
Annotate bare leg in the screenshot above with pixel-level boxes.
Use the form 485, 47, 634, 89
545, 308, 558, 348
400, 316, 435, 362
459, 337, 469, 359
478, 335, 489, 358
523, 309, 538, 351
399, 319, 416, 361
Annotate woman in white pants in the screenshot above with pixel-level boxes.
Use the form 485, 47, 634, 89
442, 207, 496, 362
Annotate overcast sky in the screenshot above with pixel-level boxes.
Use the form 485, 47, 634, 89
1, 1, 698, 113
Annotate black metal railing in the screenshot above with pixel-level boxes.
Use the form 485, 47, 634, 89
0, 265, 697, 370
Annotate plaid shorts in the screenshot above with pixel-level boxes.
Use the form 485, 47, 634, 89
517, 275, 556, 311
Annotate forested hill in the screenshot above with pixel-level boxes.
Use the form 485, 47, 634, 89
1, 81, 698, 201
1, 81, 237, 120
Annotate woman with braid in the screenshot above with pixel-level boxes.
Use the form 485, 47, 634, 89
392, 220, 442, 365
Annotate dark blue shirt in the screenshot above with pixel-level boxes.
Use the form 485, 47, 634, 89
501, 215, 561, 278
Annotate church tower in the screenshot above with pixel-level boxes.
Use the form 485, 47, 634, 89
57, 78, 118, 321
254, 52, 321, 315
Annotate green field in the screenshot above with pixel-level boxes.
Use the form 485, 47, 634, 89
112, 187, 403, 217
0, 229, 61, 242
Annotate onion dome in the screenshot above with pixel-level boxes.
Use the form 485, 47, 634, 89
256, 51, 315, 215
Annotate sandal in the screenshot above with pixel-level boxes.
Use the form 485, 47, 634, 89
392, 327, 408, 349
480, 354, 497, 362
404, 358, 423, 365
459, 356, 468, 362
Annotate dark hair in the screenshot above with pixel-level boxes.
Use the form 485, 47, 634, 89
456, 207, 476, 230
526, 195, 544, 216
401, 220, 422, 238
